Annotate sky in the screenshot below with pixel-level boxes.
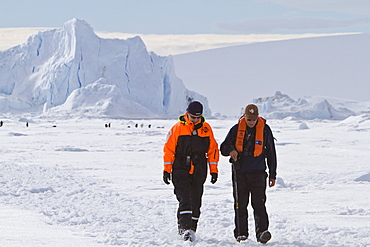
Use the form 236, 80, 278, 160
1, 0, 370, 35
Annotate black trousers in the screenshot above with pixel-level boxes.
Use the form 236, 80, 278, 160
232, 172, 269, 238
172, 167, 207, 232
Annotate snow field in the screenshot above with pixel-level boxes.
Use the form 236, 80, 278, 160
0, 117, 369, 246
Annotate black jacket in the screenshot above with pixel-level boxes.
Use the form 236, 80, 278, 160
220, 121, 277, 179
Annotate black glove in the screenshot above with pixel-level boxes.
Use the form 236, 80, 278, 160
163, 171, 171, 185
229, 157, 240, 170
210, 173, 218, 184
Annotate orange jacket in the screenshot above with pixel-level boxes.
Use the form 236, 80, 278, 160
163, 114, 219, 174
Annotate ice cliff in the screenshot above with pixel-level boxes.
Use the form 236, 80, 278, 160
0, 18, 209, 118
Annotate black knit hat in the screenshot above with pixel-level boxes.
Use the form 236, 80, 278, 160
187, 101, 203, 116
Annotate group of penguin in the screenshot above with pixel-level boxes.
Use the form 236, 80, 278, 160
0, 120, 161, 129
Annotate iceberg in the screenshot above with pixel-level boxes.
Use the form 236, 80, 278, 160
0, 18, 209, 118
252, 91, 355, 120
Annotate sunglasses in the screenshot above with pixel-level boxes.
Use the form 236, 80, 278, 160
246, 118, 257, 122
189, 114, 201, 119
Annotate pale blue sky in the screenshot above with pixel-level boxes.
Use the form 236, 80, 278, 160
1, 0, 370, 34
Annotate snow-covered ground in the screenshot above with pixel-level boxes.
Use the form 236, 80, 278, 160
0, 115, 369, 246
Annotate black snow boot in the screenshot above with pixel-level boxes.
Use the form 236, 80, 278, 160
257, 230, 271, 244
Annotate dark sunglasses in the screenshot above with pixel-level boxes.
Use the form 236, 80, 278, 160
189, 114, 201, 119
246, 118, 257, 122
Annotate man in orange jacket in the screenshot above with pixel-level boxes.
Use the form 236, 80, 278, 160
163, 101, 219, 242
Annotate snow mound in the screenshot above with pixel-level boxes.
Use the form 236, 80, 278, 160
29, 187, 56, 194
337, 114, 370, 131
0, 18, 209, 118
299, 122, 309, 130
276, 177, 287, 188
55, 147, 89, 152
49, 79, 158, 118
8, 132, 27, 136
354, 173, 370, 182
252, 91, 355, 120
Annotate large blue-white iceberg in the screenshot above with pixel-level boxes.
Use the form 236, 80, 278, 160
0, 19, 209, 118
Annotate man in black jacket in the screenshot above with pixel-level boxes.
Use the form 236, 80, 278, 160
220, 104, 277, 244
